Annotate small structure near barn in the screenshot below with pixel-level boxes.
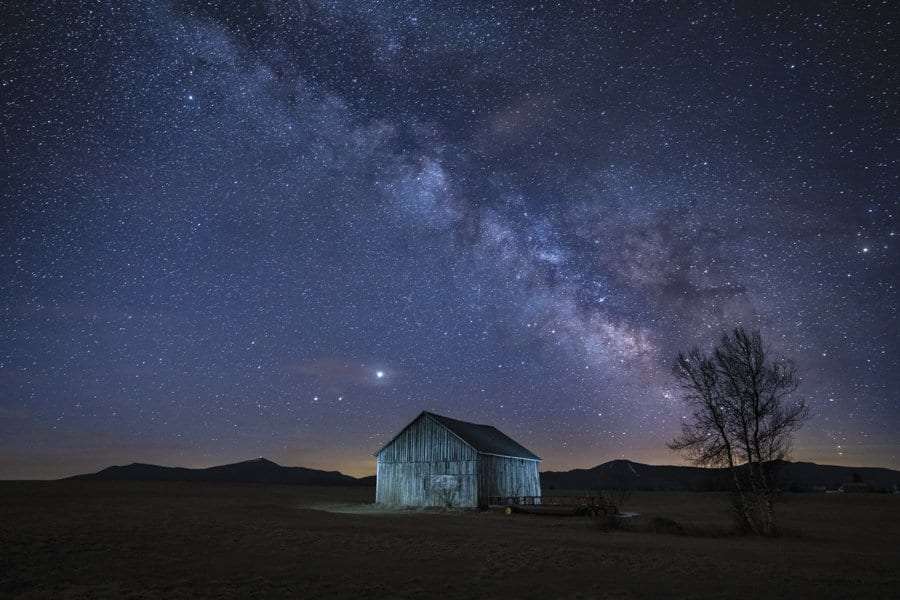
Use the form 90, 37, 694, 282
374, 411, 541, 508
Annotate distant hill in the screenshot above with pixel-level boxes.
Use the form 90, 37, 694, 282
68, 457, 900, 492
67, 458, 374, 486
541, 459, 900, 492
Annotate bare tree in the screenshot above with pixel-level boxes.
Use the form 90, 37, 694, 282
668, 327, 810, 536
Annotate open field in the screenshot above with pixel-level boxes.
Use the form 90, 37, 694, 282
2, 482, 898, 599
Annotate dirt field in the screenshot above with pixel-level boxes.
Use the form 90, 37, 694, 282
2, 482, 898, 599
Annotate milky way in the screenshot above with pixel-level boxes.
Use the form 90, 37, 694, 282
2, 1, 897, 478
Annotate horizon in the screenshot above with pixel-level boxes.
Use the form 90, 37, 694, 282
11, 449, 900, 482
3, 2, 897, 480
3, 399, 899, 479
5, 420, 899, 480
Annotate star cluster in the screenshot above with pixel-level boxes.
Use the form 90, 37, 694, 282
2, 1, 897, 478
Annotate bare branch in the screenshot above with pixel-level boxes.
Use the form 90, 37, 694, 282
667, 327, 811, 536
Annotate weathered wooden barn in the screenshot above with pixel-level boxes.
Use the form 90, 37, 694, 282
374, 411, 541, 508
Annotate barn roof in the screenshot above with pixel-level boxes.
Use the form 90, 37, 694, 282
375, 411, 540, 460
426, 412, 541, 460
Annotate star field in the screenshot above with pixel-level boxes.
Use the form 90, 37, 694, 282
2, 1, 897, 478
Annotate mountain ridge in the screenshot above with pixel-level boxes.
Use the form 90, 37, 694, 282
540, 459, 900, 492
67, 457, 375, 486
65, 457, 900, 492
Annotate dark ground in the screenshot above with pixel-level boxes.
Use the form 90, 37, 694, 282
2, 482, 898, 599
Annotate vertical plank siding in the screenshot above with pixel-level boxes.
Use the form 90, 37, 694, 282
376, 413, 541, 508
376, 460, 478, 507
377, 414, 477, 463
376, 414, 478, 507
476, 454, 541, 506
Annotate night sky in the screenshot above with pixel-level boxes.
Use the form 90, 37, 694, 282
2, 1, 897, 479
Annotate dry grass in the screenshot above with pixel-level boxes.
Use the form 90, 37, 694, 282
2, 481, 898, 599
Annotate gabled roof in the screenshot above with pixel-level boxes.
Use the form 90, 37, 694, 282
375, 411, 541, 461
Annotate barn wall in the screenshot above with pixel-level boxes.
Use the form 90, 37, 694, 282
477, 454, 541, 504
376, 414, 479, 507
378, 414, 478, 463
376, 460, 478, 507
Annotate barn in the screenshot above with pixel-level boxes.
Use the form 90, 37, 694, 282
374, 411, 541, 508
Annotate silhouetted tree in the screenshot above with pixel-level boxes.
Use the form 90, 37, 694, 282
668, 327, 810, 536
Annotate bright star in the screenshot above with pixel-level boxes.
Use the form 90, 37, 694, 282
375, 370, 385, 379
